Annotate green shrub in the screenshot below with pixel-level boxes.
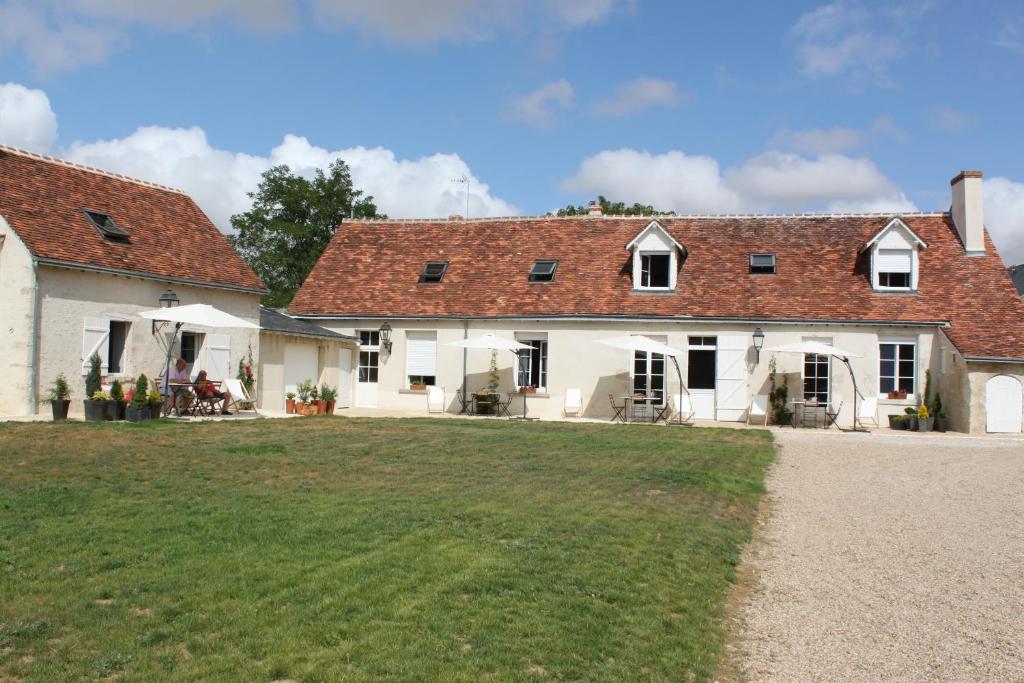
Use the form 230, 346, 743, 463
297, 380, 314, 404
46, 373, 71, 402
110, 379, 124, 403
130, 375, 149, 409
85, 353, 102, 399
91, 391, 111, 401
320, 385, 336, 402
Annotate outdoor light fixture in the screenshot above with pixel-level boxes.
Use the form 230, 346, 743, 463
753, 327, 765, 364
379, 322, 393, 354
153, 288, 180, 333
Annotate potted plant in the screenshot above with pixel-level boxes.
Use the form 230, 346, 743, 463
887, 389, 908, 400
320, 385, 336, 414
931, 391, 947, 432
916, 404, 934, 432
519, 384, 538, 395
237, 347, 256, 399
887, 413, 904, 430
147, 389, 164, 420
126, 374, 151, 423
91, 390, 113, 421
83, 353, 106, 422
285, 391, 297, 414
768, 357, 792, 426
46, 373, 71, 420
109, 379, 126, 420
903, 406, 918, 431
297, 380, 315, 415
310, 384, 324, 414
410, 382, 427, 391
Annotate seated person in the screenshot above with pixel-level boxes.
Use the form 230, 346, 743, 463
195, 370, 232, 415
170, 357, 189, 383
163, 357, 191, 412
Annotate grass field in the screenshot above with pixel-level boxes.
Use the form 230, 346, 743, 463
0, 417, 773, 681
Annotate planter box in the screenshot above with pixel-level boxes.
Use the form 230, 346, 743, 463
887, 390, 908, 400
519, 387, 537, 394
51, 400, 70, 421
83, 400, 107, 422
916, 417, 934, 432
887, 414, 903, 430
126, 406, 151, 423
905, 416, 918, 431
409, 384, 427, 392
298, 403, 317, 416
149, 401, 163, 420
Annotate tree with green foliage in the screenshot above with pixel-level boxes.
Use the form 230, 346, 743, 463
549, 195, 674, 217
229, 160, 383, 307
85, 353, 102, 399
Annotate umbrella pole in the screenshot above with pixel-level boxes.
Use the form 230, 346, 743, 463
160, 322, 182, 411
669, 355, 686, 426
838, 355, 867, 432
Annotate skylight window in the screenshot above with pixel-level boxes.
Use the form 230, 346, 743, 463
419, 260, 448, 283
528, 260, 558, 283
83, 210, 130, 241
749, 253, 776, 274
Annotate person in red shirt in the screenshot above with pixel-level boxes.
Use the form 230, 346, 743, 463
195, 370, 232, 415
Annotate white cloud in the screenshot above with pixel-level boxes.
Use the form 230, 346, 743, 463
549, 0, 615, 26
508, 79, 574, 127
0, 82, 58, 152
592, 78, 686, 117
927, 107, 976, 131
310, 0, 513, 45
0, 3, 122, 74
561, 148, 918, 214
64, 128, 519, 229
985, 177, 1024, 265
769, 126, 864, 154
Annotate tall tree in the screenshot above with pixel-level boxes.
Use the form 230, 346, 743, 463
550, 195, 673, 217
229, 160, 382, 308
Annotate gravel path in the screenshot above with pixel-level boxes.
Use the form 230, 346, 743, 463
736, 430, 1024, 682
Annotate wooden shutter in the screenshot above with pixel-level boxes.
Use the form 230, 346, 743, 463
406, 332, 437, 376
205, 333, 231, 381
715, 335, 749, 421
82, 317, 110, 375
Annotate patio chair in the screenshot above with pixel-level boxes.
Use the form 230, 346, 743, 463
672, 393, 695, 424
497, 393, 514, 418
223, 378, 257, 414
652, 398, 671, 423
630, 395, 650, 423
747, 394, 769, 425
608, 394, 626, 423
455, 388, 469, 414
825, 401, 843, 429
857, 396, 879, 429
563, 388, 582, 418
427, 385, 445, 414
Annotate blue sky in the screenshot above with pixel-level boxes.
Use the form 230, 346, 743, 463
1, 0, 1022, 261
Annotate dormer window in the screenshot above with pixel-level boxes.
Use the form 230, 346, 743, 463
626, 220, 685, 292
528, 260, 557, 283
419, 261, 448, 283
83, 209, 130, 242
861, 218, 927, 293
749, 253, 776, 274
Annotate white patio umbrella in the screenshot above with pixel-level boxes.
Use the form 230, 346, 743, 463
138, 304, 258, 394
595, 336, 687, 425
763, 340, 865, 430
446, 334, 534, 419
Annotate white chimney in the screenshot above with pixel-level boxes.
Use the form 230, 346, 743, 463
587, 201, 602, 217
950, 170, 984, 255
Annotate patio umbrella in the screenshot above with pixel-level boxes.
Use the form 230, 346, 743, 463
446, 334, 534, 419
763, 340, 865, 431
138, 304, 258, 394
595, 336, 687, 425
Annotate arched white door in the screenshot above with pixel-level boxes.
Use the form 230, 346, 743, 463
985, 375, 1023, 433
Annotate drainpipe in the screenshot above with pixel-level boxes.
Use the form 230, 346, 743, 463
462, 319, 468, 412
28, 259, 41, 414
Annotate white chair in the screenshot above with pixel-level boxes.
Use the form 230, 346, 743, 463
748, 394, 769, 425
563, 388, 582, 418
427, 385, 445, 413
672, 393, 695, 424
857, 396, 878, 429
223, 378, 257, 413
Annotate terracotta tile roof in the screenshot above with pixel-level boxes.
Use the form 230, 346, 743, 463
290, 213, 1024, 361
0, 145, 265, 292
260, 307, 356, 341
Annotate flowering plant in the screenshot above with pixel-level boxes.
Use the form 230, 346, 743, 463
237, 345, 256, 394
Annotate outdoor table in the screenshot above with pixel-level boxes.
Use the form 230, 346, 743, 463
790, 400, 806, 428
164, 382, 195, 416
471, 393, 498, 416
622, 395, 653, 423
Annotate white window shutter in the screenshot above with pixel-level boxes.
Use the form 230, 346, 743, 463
82, 317, 110, 375
205, 333, 231, 381
406, 332, 437, 376
877, 249, 912, 272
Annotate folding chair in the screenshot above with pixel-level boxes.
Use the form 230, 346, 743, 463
427, 385, 445, 414
608, 394, 626, 423
825, 401, 844, 429
652, 396, 671, 423
223, 378, 257, 414
857, 396, 878, 429
747, 394, 769, 425
455, 388, 469, 414
672, 393, 695, 424
497, 393, 514, 418
563, 388, 582, 418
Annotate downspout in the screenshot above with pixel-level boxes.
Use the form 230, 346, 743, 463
28, 258, 41, 414
462, 319, 468, 413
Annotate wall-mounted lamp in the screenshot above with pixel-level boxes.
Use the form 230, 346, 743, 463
153, 288, 180, 333
379, 322, 393, 354
753, 327, 765, 364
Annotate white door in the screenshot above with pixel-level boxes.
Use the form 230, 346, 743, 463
205, 333, 231, 381
337, 347, 352, 409
284, 343, 319, 409
716, 335, 749, 421
355, 332, 380, 407
986, 375, 1023, 433
690, 390, 715, 420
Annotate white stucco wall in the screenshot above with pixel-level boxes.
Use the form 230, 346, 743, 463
257, 331, 354, 413
0, 216, 37, 416
313, 318, 941, 427
966, 361, 1024, 433
35, 266, 260, 416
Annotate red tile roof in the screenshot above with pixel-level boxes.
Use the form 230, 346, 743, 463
290, 213, 1024, 360
0, 145, 265, 293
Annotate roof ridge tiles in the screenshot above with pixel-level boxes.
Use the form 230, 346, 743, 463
0, 143, 186, 195
346, 211, 948, 224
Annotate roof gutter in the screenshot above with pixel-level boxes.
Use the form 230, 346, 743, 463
262, 328, 358, 343
961, 355, 1024, 364
35, 257, 268, 295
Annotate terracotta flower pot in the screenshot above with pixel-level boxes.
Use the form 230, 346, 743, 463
316, 400, 326, 415
285, 399, 296, 414
325, 401, 335, 414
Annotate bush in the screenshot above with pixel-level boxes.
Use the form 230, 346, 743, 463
110, 379, 124, 402
147, 389, 162, 403
91, 391, 111, 401
130, 375, 150, 409
320, 385, 336, 402
297, 380, 314, 404
85, 353, 102, 399
46, 373, 71, 402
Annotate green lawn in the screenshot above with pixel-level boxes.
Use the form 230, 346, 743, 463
0, 417, 773, 682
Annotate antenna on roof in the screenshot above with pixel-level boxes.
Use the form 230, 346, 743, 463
451, 174, 470, 219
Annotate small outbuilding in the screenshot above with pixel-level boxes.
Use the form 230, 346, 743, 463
257, 307, 358, 413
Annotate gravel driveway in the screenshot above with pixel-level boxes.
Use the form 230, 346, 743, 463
736, 430, 1024, 682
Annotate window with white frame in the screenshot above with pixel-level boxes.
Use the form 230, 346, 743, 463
803, 353, 829, 403
640, 253, 671, 288
358, 330, 380, 383
879, 341, 916, 397
633, 347, 666, 404
865, 219, 925, 292
876, 249, 912, 289
628, 221, 683, 291
516, 335, 547, 390
405, 331, 437, 387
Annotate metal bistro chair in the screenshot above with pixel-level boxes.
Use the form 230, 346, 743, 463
455, 388, 469, 414
497, 393, 514, 418
651, 393, 671, 423
825, 401, 844, 430
608, 394, 626, 423
630, 394, 651, 423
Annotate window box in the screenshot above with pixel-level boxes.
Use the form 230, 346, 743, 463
410, 383, 427, 392
518, 385, 538, 394
887, 389, 908, 400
